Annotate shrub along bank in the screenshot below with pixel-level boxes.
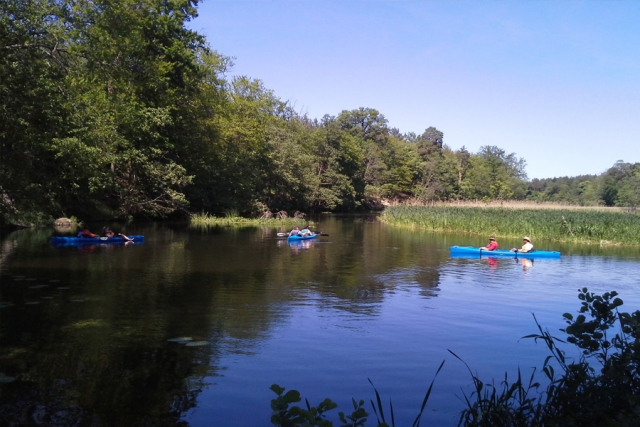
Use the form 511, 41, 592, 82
269, 289, 640, 427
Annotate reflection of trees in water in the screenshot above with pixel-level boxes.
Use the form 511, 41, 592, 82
372, 266, 440, 299
0, 278, 214, 425
0, 228, 53, 268
0, 220, 445, 426
0, 347, 202, 426
0, 226, 316, 426
0, 238, 17, 268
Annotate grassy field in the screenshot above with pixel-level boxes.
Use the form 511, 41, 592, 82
380, 204, 640, 245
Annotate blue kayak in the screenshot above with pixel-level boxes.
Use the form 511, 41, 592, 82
51, 235, 145, 246
450, 246, 560, 258
287, 233, 318, 241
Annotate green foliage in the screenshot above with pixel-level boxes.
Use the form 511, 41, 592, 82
3, 0, 638, 226
456, 289, 640, 427
528, 161, 640, 208
270, 384, 338, 427
266, 292, 640, 427
270, 361, 444, 427
189, 213, 308, 228
338, 399, 369, 427
450, 352, 544, 427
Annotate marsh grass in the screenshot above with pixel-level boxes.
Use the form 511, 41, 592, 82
380, 205, 640, 245
190, 213, 309, 228
384, 200, 628, 212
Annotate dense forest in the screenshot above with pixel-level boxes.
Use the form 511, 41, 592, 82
2, 0, 639, 228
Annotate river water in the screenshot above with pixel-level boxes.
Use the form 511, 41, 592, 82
2, 215, 640, 426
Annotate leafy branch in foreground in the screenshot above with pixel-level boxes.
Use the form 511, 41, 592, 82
271, 289, 640, 427
270, 360, 444, 427
456, 288, 640, 427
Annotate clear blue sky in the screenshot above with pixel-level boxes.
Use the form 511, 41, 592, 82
190, 0, 640, 180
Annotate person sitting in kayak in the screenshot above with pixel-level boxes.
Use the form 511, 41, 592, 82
79, 228, 98, 238
511, 236, 534, 253
299, 225, 313, 237
289, 226, 300, 236
103, 227, 133, 241
480, 236, 498, 251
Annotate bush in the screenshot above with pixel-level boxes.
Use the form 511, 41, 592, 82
270, 289, 640, 427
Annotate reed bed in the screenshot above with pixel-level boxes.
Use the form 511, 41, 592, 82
190, 213, 308, 228
380, 205, 640, 245
384, 199, 627, 212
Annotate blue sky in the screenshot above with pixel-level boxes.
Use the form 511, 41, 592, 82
190, 0, 640, 179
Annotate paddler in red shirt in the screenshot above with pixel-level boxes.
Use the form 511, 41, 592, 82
480, 236, 498, 251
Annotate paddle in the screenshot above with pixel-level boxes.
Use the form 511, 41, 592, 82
276, 231, 329, 237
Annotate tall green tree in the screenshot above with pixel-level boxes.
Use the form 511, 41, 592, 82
461, 146, 527, 200
1, 0, 208, 223
0, 0, 73, 225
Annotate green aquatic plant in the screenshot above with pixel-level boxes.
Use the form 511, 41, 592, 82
380, 205, 640, 245
167, 337, 193, 343
184, 341, 209, 347
190, 212, 309, 229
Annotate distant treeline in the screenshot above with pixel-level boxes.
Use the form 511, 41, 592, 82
2, 0, 638, 227
529, 161, 640, 207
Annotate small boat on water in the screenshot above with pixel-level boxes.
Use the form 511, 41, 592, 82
287, 233, 318, 241
449, 246, 561, 258
51, 235, 145, 246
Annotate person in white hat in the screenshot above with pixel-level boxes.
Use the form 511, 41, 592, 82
511, 237, 534, 253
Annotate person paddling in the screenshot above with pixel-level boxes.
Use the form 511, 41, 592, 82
289, 226, 300, 236
103, 227, 133, 241
79, 228, 98, 238
511, 236, 534, 253
299, 224, 313, 237
480, 236, 498, 251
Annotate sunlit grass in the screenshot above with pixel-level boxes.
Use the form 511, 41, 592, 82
383, 199, 627, 212
189, 213, 310, 228
380, 205, 640, 245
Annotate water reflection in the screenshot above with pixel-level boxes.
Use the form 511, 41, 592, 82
450, 253, 552, 271
3, 218, 640, 426
521, 258, 534, 270
276, 237, 317, 253
487, 257, 498, 269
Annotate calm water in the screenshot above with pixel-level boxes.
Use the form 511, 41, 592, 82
2, 215, 640, 426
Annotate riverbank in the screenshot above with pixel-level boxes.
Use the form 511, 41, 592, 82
380, 205, 640, 245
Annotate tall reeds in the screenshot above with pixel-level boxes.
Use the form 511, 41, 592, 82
189, 213, 309, 228
380, 205, 640, 245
